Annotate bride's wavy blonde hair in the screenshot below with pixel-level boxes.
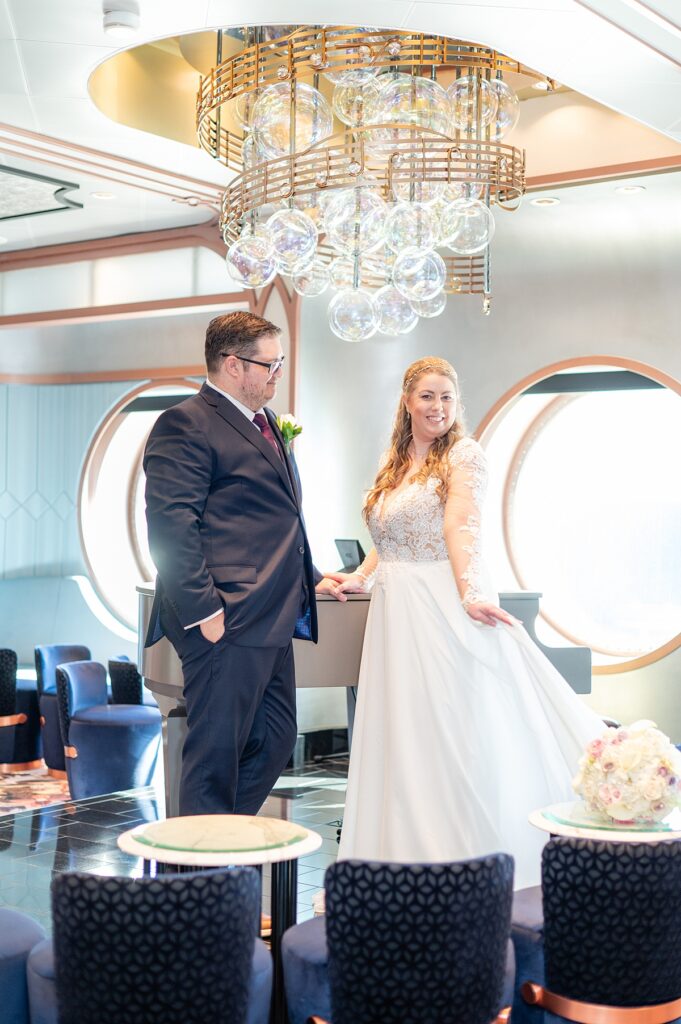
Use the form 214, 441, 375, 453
363, 356, 466, 522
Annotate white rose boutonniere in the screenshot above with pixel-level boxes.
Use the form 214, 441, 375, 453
276, 413, 303, 451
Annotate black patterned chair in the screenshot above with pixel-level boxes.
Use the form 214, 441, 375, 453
0, 648, 41, 769
108, 656, 157, 706
27, 868, 272, 1024
283, 855, 515, 1024
34, 644, 91, 774
521, 837, 681, 1022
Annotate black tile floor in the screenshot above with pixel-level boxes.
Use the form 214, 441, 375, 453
0, 757, 348, 932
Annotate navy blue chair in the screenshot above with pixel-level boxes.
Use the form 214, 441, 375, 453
283, 855, 515, 1024
29, 868, 271, 1024
34, 644, 90, 775
55, 660, 161, 800
521, 837, 681, 1023
1, 648, 42, 770
0, 907, 45, 1024
0, 647, 22, 766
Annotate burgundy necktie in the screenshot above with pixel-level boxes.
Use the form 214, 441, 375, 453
253, 412, 281, 459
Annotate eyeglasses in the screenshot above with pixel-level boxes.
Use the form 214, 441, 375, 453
220, 353, 286, 377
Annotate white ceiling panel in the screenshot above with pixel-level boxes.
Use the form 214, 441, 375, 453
205, 0, 415, 31
18, 41, 110, 99
0, 38, 29, 94
0, 0, 14, 41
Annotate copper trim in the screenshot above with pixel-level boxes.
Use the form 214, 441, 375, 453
0, 759, 44, 772
64, 746, 78, 759
39, 716, 46, 727
494, 1010, 511, 1024
47, 768, 68, 779
306, 1017, 331, 1024
522, 982, 681, 1023
0, 713, 27, 727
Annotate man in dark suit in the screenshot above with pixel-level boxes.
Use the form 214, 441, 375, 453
143, 311, 345, 816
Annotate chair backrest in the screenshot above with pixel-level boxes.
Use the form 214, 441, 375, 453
542, 837, 681, 1006
34, 644, 91, 697
51, 868, 260, 1024
0, 648, 18, 717
108, 658, 143, 705
325, 855, 514, 1024
55, 661, 107, 746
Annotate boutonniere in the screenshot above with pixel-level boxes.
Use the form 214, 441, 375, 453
276, 413, 303, 451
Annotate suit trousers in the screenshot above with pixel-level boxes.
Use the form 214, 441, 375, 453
169, 623, 298, 816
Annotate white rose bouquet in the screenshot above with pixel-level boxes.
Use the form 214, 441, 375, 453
276, 413, 302, 451
573, 720, 681, 824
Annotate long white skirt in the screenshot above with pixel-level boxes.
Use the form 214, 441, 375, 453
338, 560, 603, 888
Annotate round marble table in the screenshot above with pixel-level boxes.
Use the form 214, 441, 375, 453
529, 801, 681, 842
118, 814, 322, 1024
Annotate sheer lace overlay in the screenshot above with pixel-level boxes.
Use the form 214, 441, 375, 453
367, 437, 489, 604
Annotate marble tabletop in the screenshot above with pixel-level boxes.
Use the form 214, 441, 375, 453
118, 814, 323, 866
530, 801, 681, 842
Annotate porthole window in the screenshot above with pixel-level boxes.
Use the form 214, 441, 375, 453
79, 381, 199, 630
480, 361, 681, 671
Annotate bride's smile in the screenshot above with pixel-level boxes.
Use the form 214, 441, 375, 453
404, 372, 457, 443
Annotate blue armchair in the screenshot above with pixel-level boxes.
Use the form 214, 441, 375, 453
283, 855, 515, 1024
26, 868, 271, 1024
521, 837, 681, 1023
0, 907, 45, 1024
55, 660, 161, 800
34, 644, 90, 774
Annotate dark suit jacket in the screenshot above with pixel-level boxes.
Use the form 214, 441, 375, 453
143, 383, 319, 649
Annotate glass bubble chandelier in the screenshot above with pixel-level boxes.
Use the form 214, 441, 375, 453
197, 26, 543, 341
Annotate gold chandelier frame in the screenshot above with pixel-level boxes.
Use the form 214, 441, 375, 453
198, 25, 536, 307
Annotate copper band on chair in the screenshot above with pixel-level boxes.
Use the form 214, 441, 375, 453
522, 982, 681, 1023
46, 768, 67, 779
0, 713, 27, 727
494, 1009, 511, 1024
306, 1017, 331, 1024
0, 759, 44, 772
40, 716, 46, 726
64, 746, 78, 759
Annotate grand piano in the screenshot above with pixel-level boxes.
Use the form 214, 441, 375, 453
137, 586, 591, 815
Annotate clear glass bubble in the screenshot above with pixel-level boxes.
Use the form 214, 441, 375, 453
374, 285, 419, 335
332, 79, 381, 127
445, 180, 483, 203
241, 133, 258, 171
440, 199, 495, 255
252, 83, 333, 160
448, 75, 498, 132
392, 247, 446, 302
226, 236, 277, 287
328, 288, 379, 342
490, 79, 520, 140
292, 191, 328, 232
411, 291, 447, 318
323, 187, 387, 256
293, 258, 331, 296
235, 91, 259, 130
266, 208, 318, 273
328, 255, 378, 290
384, 203, 437, 254
392, 177, 445, 204
368, 75, 452, 151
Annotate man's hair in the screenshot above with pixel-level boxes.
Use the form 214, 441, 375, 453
205, 311, 281, 373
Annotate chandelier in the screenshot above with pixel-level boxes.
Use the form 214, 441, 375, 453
197, 27, 543, 341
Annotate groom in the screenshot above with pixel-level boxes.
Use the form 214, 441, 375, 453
143, 311, 344, 816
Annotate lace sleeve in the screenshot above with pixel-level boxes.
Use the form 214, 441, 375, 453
443, 438, 490, 608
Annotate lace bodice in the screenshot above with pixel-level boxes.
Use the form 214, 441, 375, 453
366, 437, 489, 605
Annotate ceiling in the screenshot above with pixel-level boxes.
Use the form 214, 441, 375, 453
0, 0, 680, 254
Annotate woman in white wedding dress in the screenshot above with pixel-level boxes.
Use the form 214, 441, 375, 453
336, 356, 603, 888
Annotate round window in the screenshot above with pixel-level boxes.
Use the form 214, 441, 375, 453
480, 360, 681, 671
79, 380, 199, 630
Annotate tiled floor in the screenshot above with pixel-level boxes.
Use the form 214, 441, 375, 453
0, 757, 348, 932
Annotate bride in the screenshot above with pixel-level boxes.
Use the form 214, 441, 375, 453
336, 356, 603, 887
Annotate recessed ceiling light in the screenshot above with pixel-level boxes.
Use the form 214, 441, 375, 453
102, 1, 140, 38
615, 185, 646, 195
532, 80, 551, 91
91, 191, 116, 200
531, 196, 561, 207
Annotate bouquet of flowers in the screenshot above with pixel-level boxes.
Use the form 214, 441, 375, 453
276, 413, 302, 451
573, 720, 681, 824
